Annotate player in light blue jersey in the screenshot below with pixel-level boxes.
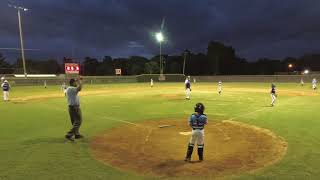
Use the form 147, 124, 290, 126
185, 103, 208, 162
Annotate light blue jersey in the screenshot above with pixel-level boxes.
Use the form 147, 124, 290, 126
189, 114, 207, 130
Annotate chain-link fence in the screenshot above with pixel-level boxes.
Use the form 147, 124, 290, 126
1, 74, 320, 86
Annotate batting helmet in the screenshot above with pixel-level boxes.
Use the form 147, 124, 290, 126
194, 103, 205, 114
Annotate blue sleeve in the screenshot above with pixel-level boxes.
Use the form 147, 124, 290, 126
200, 115, 207, 124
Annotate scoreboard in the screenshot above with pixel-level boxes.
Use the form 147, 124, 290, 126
65, 63, 80, 74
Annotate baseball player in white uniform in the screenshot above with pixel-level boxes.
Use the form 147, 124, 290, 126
1, 80, 11, 102
300, 78, 304, 86
218, 80, 222, 95
271, 83, 277, 106
185, 77, 191, 100
150, 78, 154, 87
185, 103, 207, 162
61, 82, 67, 96
312, 78, 317, 90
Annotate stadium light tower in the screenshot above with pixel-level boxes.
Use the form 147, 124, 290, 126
8, 3, 29, 78
156, 32, 164, 79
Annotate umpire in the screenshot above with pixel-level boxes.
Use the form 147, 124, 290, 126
65, 78, 83, 141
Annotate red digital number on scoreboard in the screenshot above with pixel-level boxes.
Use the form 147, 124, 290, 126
65, 63, 80, 74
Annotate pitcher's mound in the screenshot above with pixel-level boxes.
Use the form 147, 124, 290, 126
90, 119, 287, 178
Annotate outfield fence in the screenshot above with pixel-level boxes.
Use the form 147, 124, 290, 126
192, 75, 320, 83
1, 74, 320, 86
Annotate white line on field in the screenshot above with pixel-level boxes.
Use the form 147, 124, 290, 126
99, 116, 148, 127
226, 107, 268, 121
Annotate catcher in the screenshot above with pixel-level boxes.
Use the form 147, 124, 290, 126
184, 103, 208, 162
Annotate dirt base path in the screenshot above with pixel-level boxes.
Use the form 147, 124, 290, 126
90, 119, 287, 178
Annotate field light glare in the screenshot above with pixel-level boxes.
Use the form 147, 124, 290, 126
304, 69, 309, 74
156, 32, 164, 42
288, 64, 293, 68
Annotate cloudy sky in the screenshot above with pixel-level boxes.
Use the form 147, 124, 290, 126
1, 0, 320, 62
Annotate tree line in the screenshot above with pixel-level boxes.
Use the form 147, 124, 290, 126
1, 41, 320, 75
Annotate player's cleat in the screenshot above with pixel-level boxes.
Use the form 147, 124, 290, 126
75, 134, 84, 139
184, 157, 191, 162
65, 135, 74, 141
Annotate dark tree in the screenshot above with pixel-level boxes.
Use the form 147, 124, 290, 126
83, 57, 99, 75
96, 56, 113, 75
0, 53, 13, 74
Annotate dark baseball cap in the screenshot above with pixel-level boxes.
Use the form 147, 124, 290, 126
69, 78, 76, 85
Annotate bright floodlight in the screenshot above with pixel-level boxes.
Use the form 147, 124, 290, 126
23, 8, 28, 11
288, 64, 293, 68
156, 32, 164, 42
304, 69, 309, 74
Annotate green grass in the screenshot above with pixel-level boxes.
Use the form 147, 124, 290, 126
0, 82, 320, 180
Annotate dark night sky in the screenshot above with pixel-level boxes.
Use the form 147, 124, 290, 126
1, 0, 320, 62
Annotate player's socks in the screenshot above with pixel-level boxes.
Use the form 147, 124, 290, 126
185, 145, 193, 161
198, 146, 204, 161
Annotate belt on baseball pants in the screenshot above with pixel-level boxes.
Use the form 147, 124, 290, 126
193, 128, 203, 130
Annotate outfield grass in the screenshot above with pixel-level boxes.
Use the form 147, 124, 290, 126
0, 82, 320, 180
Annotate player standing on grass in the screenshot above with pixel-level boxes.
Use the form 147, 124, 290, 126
300, 78, 304, 86
185, 103, 207, 162
65, 78, 84, 141
150, 78, 154, 87
218, 80, 222, 95
61, 82, 67, 96
185, 77, 191, 100
1, 80, 11, 102
312, 78, 317, 90
271, 83, 277, 107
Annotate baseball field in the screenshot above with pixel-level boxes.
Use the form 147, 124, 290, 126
0, 82, 320, 180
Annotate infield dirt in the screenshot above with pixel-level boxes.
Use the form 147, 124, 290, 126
90, 119, 287, 178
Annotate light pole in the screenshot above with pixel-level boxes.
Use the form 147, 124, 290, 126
8, 3, 28, 77
156, 32, 164, 80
